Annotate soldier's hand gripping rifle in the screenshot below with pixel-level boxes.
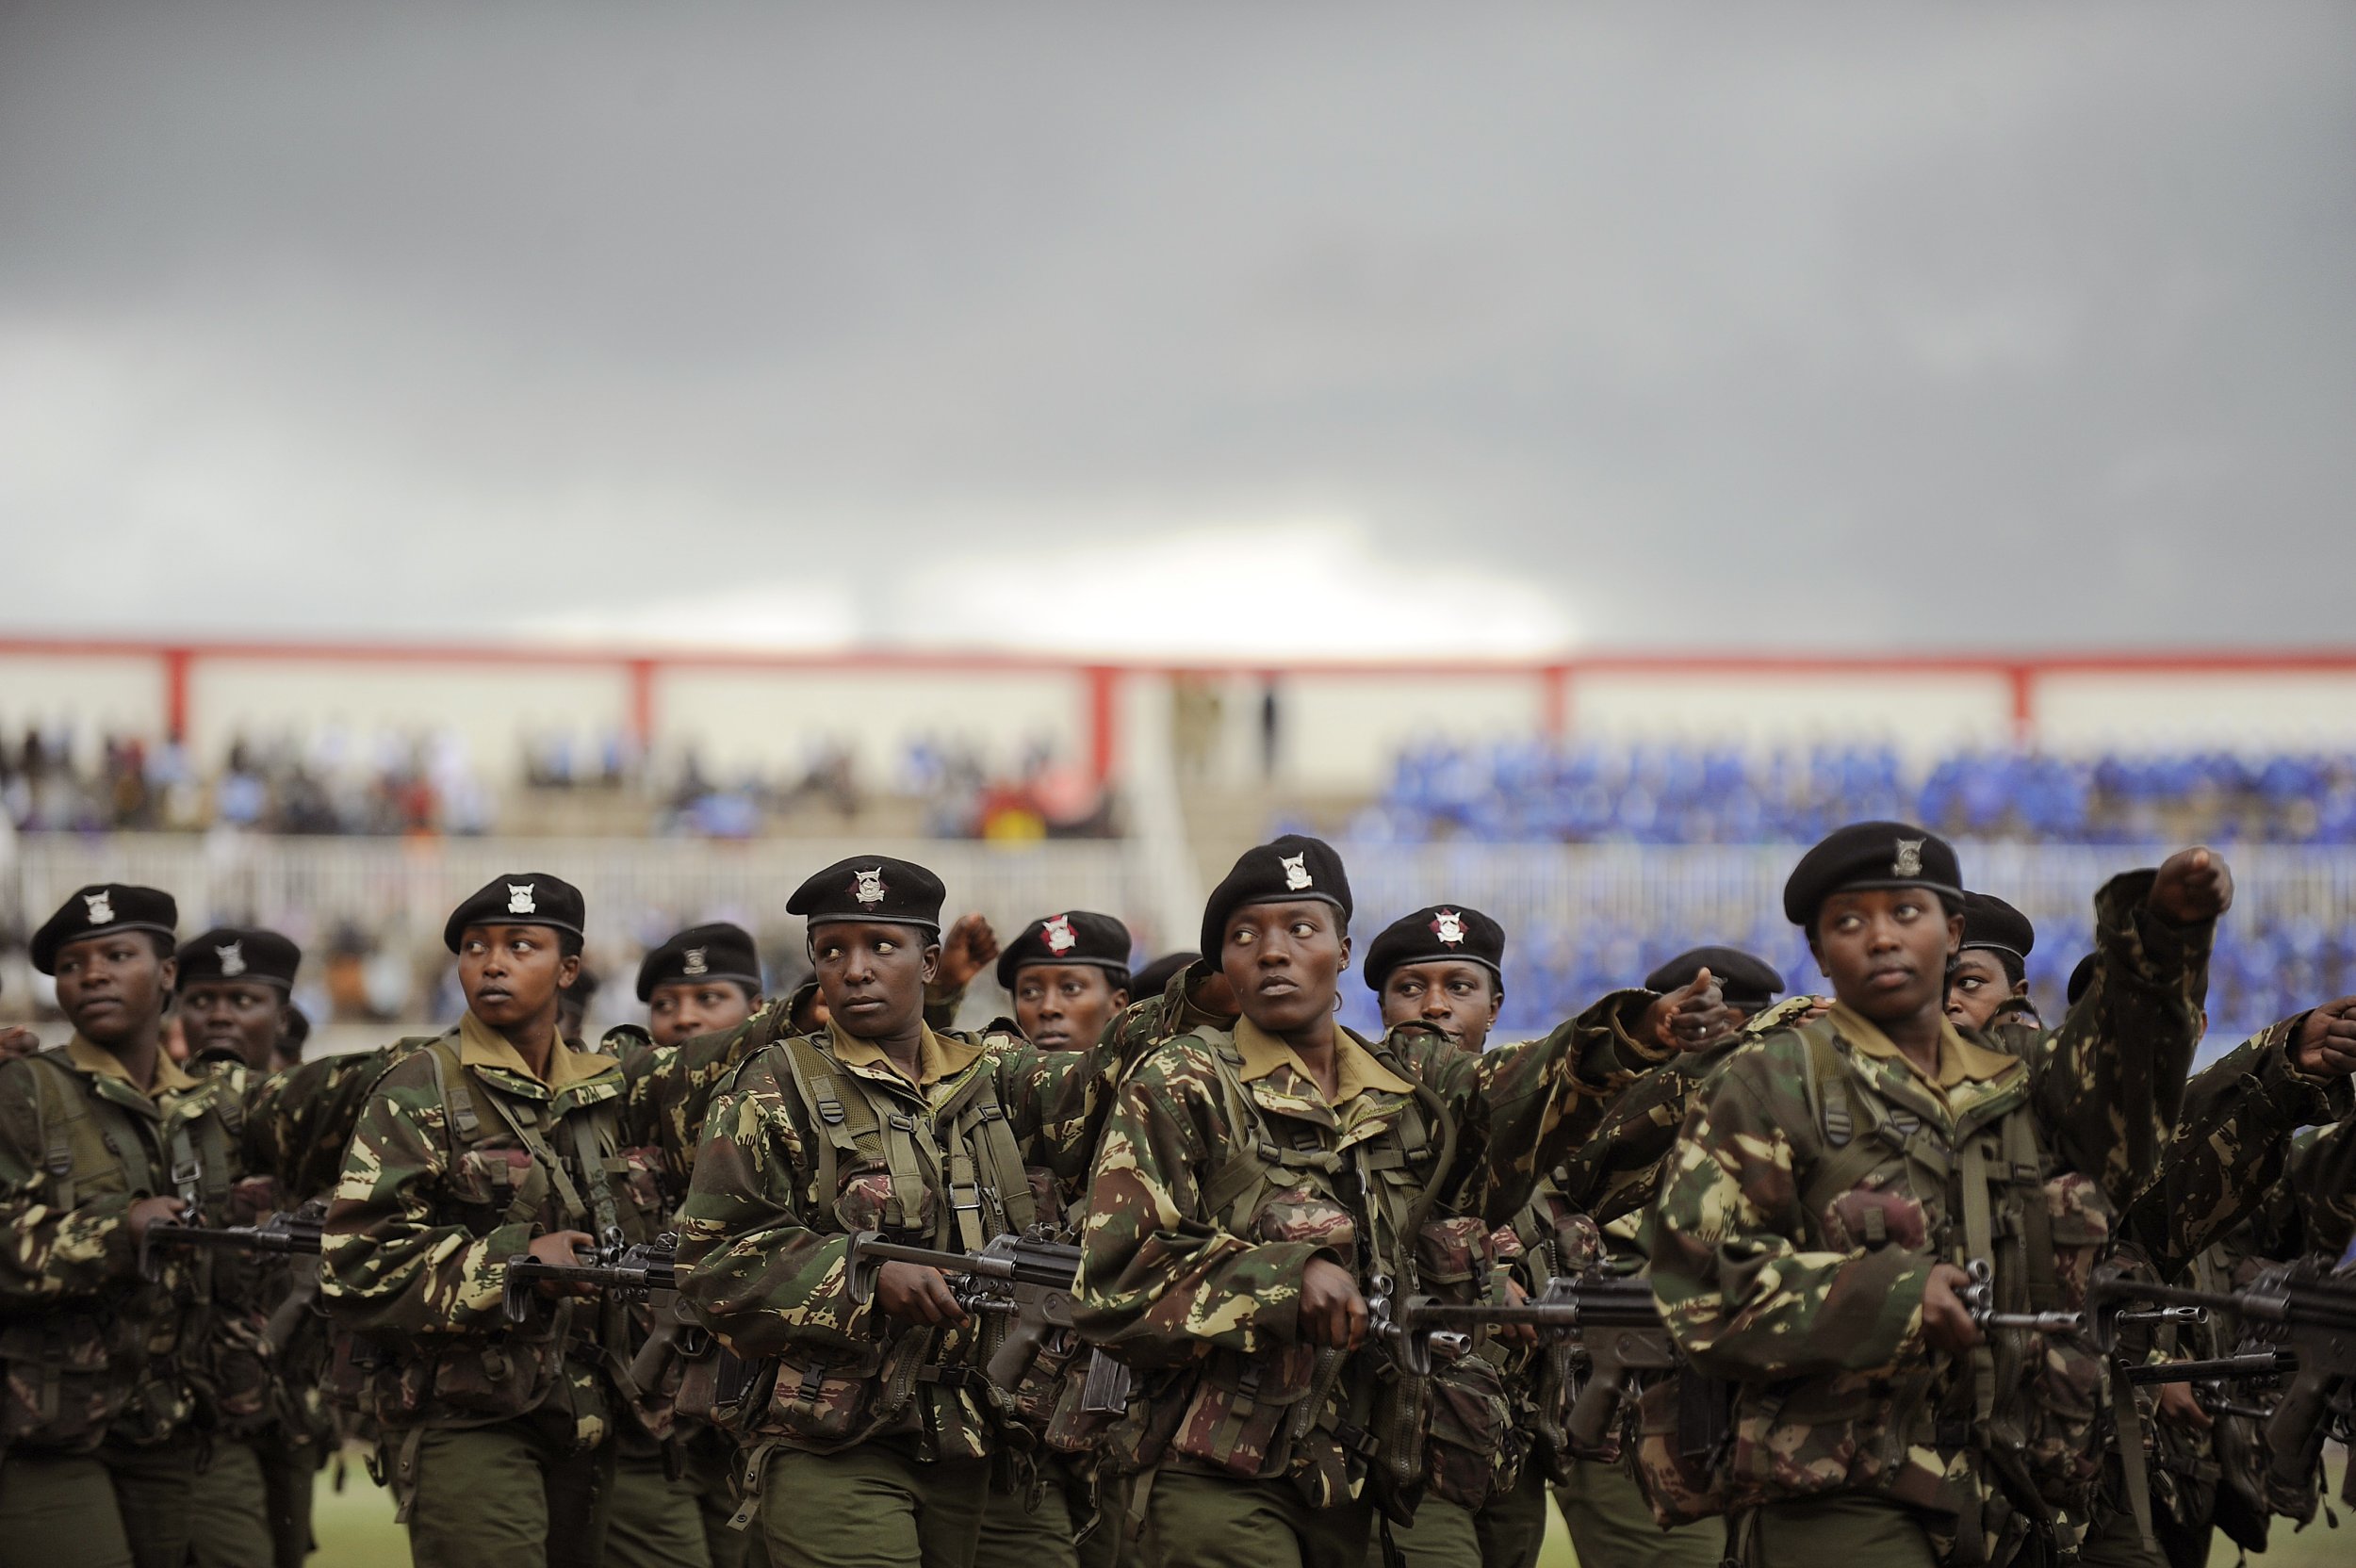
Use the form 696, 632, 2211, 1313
843, 1230, 1128, 1409
2088, 1253, 2356, 1513
1365, 1270, 1677, 1447
501, 1233, 700, 1394
139, 1198, 327, 1280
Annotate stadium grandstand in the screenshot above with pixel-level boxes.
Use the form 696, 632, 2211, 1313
5, 636, 2355, 1060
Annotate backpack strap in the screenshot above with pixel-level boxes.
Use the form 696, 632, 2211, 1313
780, 1036, 919, 1233
1796, 1026, 1897, 1227
1197, 1040, 1339, 1224
25, 1053, 83, 1209
937, 1051, 1037, 1244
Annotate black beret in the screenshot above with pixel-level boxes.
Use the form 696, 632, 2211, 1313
1783, 822, 1963, 926
2066, 952, 2098, 1007
1363, 905, 1505, 991
1958, 892, 2036, 961
637, 922, 764, 1002
1129, 952, 1200, 1001
176, 927, 302, 990
995, 910, 1133, 990
1644, 945, 1785, 1009
31, 883, 178, 974
1200, 835, 1351, 956
788, 856, 945, 932
280, 1004, 311, 1057
443, 873, 587, 953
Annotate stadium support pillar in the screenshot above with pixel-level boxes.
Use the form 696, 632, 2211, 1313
1540, 663, 1570, 742
1086, 664, 1120, 784
2008, 663, 2037, 743
626, 658, 658, 747
163, 646, 193, 743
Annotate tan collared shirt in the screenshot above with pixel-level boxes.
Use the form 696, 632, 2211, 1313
826, 1019, 984, 1099
457, 1011, 612, 1091
1827, 1002, 2018, 1100
67, 1031, 203, 1101
1232, 1017, 1415, 1105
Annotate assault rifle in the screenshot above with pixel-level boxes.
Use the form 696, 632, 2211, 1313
139, 1199, 326, 1280
1364, 1270, 1677, 1447
1958, 1258, 2086, 1334
2089, 1256, 2356, 1518
843, 1230, 1128, 1410
501, 1233, 700, 1394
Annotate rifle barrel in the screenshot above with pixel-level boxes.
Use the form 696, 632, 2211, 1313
2123, 1351, 2297, 1385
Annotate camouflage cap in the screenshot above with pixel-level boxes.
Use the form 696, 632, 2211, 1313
995, 910, 1133, 990
443, 872, 587, 952
31, 882, 178, 973
1644, 944, 1784, 1008
1200, 834, 1350, 955
1782, 821, 1962, 926
1362, 904, 1504, 991
176, 926, 302, 991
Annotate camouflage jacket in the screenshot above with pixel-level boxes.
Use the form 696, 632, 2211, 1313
1070, 988, 1657, 1498
0, 1036, 236, 1454
674, 1017, 1125, 1462
2118, 1017, 2353, 1278
1647, 870, 2209, 1537
321, 1011, 754, 1440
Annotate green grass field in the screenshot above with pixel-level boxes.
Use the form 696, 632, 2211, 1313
309, 1448, 2350, 1567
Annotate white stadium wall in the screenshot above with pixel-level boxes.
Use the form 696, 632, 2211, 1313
6, 642, 2356, 795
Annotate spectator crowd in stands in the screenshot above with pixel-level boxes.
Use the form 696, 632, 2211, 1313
1354, 740, 2356, 846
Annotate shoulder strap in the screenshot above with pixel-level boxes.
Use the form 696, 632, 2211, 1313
26, 1053, 83, 1208
1797, 1025, 1900, 1226
778, 1035, 924, 1233
422, 1037, 480, 1148
1197, 1039, 1340, 1222
937, 1044, 1037, 1243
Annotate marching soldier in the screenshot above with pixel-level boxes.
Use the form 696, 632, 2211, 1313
973, 909, 1136, 1568
1944, 893, 2038, 1031
1072, 840, 1701, 1568
603, 920, 772, 1568
674, 858, 1131, 1568
322, 873, 761, 1568
0, 885, 236, 1568
174, 927, 336, 1568
1648, 824, 2228, 1567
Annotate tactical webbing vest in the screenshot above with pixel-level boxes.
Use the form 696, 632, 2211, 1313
1757, 1021, 2114, 1555
337, 1036, 646, 1439
709, 1030, 1040, 1478
0, 1050, 229, 1454
1120, 1030, 1513, 1513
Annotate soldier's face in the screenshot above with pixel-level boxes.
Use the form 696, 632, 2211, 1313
810, 922, 937, 1041
1943, 951, 2023, 1031
178, 979, 286, 1069
1810, 889, 1962, 1024
52, 934, 173, 1047
1221, 901, 1349, 1037
647, 979, 760, 1049
1012, 964, 1128, 1051
457, 923, 579, 1032
1379, 961, 1500, 1054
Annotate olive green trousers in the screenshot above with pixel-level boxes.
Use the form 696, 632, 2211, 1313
403, 1417, 616, 1568
1144, 1468, 1375, 1568
972, 1454, 1081, 1568
0, 1432, 199, 1568
756, 1441, 991, 1568
1554, 1456, 1725, 1568
1742, 1494, 1938, 1568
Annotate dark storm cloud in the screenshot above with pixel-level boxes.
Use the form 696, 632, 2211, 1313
1, 2, 2350, 650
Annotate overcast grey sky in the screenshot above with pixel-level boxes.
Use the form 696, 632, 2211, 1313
3, 2, 2351, 656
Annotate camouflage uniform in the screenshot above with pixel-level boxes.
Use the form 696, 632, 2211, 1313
0, 1035, 238, 1568
676, 1015, 1126, 1568
179, 1050, 347, 1568
322, 1010, 755, 1568
2108, 1021, 2355, 1561
1647, 870, 2210, 1567
1072, 991, 1658, 1568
